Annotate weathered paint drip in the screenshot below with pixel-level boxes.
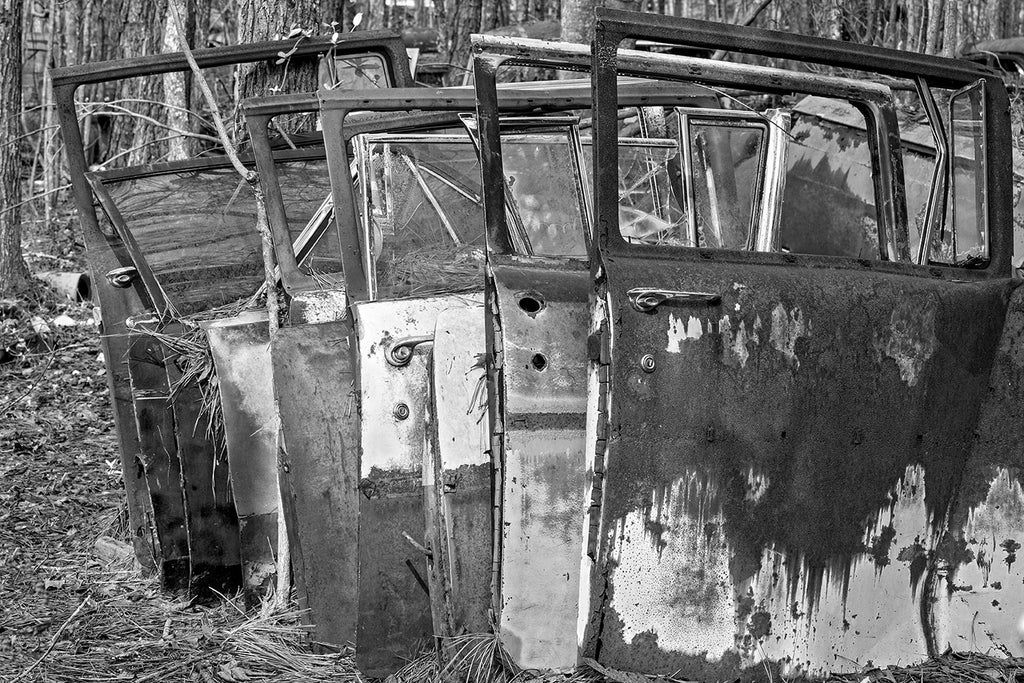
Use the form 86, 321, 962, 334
585, 256, 1014, 680
946, 468, 1024, 656
607, 475, 737, 661
769, 302, 810, 368
665, 313, 703, 352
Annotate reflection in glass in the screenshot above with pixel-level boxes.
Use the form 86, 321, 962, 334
358, 135, 485, 298
501, 133, 588, 257
688, 121, 766, 250
942, 81, 988, 265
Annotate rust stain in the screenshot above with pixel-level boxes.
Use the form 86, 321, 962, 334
769, 303, 810, 368
873, 297, 937, 387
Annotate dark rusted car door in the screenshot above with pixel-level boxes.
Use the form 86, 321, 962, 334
51, 33, 413, 581
581, 11, 1018, 681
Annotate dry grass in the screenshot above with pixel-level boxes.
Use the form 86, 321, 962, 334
6, 546, 360, 683
378, 245, 484, 299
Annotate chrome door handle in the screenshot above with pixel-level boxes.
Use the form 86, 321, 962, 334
627, 288, 721, 312
386, 335, 434, 367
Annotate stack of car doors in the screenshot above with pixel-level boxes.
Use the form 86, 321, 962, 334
52, 32, 415, 602
57, 13, 1024, 682
247, 74, 731, 673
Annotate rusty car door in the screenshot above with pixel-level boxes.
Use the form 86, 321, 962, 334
316, 85, 724, 675
582, 11, 1017, 680
469, 38, 793, 670
52, 32, 413, 585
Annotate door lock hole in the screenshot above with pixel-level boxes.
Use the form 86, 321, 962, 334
517, 294, 545, 316
531, 353, 548, 371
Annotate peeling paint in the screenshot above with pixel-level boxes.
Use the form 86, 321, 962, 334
608, 474, 737, 661
744, 469, 769, 504
665, 314, 703, 353
946, 468, 1024, 656
769, 303, 810, 368
714, 312, 763, 368
291, 289, 349, 325
873, 298, 937, 387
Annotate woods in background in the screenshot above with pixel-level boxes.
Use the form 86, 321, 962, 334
2, 0, 1024, 294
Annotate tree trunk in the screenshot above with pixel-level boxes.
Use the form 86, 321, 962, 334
925, 0, 943, 54
235, 0, 328, 134
993, 0, 1010, 39
163, 0, 194, 161
102, 0, 170, 167
942, 0, 958, 56
906, 0, 922, 51
561, 0, 594, 44
0, 0, 29, 296
437, 0, 482, 85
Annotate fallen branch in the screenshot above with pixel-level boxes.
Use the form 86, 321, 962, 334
9, 594, 91, 683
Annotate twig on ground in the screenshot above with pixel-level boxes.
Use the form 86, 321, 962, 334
0, 345, 58, 418
9, 594, 91, 683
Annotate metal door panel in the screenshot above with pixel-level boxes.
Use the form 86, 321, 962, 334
587, 255, 1014, 679
163, 330, 243, 598
352, 294, 482, 675
943, 287, 1024, 656
490, 263, 590, 670
426, 306, 492, 638
205, 312, 279, 604
126, 332, 189, 590
272, 320, 360, 649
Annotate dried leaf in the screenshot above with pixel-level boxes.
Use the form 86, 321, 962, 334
582, 657, 651, 683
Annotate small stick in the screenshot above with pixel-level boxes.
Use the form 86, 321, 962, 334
10, 595, 91, 682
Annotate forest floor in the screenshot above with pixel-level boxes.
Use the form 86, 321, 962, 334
0, 220, 360, 682
4, 219, 1024, 682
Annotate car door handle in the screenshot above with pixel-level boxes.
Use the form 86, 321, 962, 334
627, 288, 722, 312
386, 335, 434, 366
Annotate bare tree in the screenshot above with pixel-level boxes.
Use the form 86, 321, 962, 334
236, 0, 331, 99
0, 0, 30, 296
162, 0, 196, 161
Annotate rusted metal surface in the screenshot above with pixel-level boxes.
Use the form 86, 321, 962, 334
488, 260, 590, 670
160, 324, 242, 598
425, 306, 492, 638
582, 10, 1017, 680
351, 294, 482, 675
272, 320, 360, 649
584, 258, 1015, 679
204, 312, 278, 604
948, 285, 1024, 655
126, 332, 189, 590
